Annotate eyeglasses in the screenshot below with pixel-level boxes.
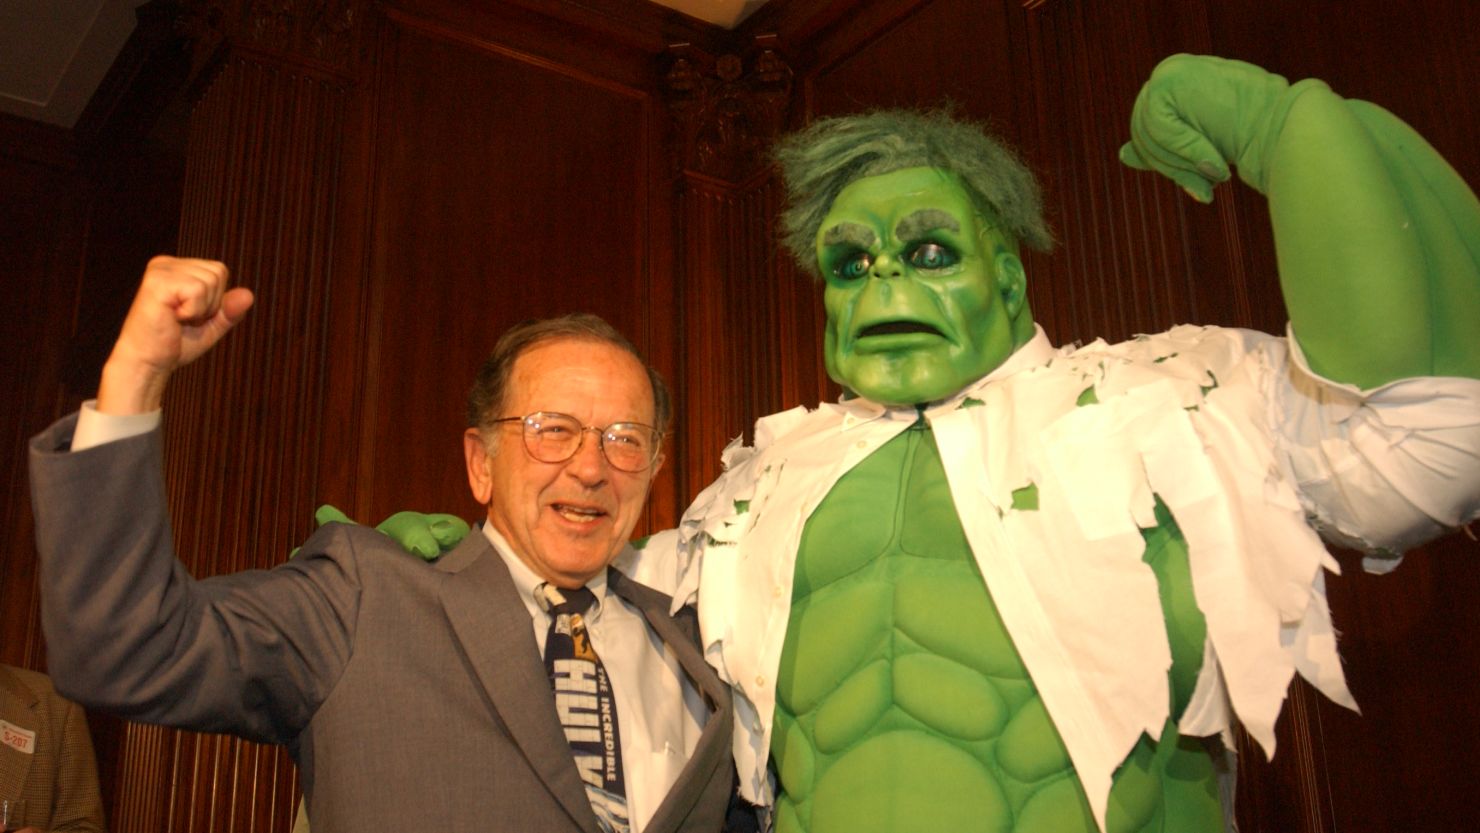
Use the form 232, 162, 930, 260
491, 411, 663, 473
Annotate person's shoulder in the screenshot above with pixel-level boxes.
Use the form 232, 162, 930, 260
0, 664, 70, 707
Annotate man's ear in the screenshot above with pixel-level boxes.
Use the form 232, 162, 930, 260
463, 428, 494, 504
993, 251, 1028, 319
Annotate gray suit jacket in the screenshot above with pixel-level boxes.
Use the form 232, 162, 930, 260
29, 414, 735, 833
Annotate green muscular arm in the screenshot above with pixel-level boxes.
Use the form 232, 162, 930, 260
1121, 54, 1480, 388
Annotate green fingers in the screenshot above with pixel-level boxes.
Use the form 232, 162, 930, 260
376, 510, 470, 561
1121, 54, 1304, 202
299, 504, 470, 562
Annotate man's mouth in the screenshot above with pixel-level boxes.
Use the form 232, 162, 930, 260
553, 503, 607, 524
857, 320, 944, 338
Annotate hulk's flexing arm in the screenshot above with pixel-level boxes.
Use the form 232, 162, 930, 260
1122, 54, 1480, 386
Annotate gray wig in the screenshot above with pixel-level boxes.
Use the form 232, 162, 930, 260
774, 109, 1054, 277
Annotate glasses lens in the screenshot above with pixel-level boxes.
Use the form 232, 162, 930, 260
523, 412, 581, 463
602, 423, 657, 471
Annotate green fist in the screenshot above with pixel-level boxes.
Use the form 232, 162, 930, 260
1120, 53, 1314, 201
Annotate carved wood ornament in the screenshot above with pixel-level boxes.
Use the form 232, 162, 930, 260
665, 39, 793, 182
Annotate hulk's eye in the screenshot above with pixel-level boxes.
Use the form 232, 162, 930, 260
907, 242, 957, 270
834, 251, 873, 280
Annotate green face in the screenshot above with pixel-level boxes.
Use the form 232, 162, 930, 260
818, 166, 1031, 406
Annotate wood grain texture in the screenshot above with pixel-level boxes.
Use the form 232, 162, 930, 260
356, 12, 669, 526
0, 117, 88, 673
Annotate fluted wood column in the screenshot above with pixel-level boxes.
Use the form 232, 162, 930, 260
104, 3, 364, 831
666, 41, 828, 502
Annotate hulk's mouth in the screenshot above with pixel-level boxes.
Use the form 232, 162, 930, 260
858, 320, 943, 338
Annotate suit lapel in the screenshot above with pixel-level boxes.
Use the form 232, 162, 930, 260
436, 534, 599, 833
607, 570, 732, 833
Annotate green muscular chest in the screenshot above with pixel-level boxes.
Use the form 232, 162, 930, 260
770, 422, 1223, 833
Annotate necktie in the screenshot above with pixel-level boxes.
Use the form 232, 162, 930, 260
543, 584, 630, 833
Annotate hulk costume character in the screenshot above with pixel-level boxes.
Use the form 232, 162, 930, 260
356, 55, 1480, 832
657, 55, 1479, 832
757, 161, 1224, 832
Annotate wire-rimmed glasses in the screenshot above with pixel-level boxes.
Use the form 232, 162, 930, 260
491, 411, 662, 473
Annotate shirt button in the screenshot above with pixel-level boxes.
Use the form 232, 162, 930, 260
755, 675, 766, 688
855, 440, 867, 449
772, 584, 784, 598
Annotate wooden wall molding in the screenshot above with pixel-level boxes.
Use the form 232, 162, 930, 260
72, 0, 230, 157
664, 38, 793, 181
241, 0, 361, 67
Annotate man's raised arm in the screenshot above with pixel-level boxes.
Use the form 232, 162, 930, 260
1121, 54, 1480, 388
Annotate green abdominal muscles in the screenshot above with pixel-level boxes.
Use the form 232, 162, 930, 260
771, 421, 1225, 833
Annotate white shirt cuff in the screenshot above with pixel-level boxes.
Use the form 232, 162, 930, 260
73, 400, 161, 451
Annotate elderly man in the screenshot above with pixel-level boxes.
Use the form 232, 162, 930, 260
27, 260, 737, 833
648, 55, 1480, 833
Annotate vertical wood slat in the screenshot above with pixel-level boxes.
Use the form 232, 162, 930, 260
677, 175, 754, 501
675, 167, 827, 505
0, 123, 89, 673
98, 48, 349, 833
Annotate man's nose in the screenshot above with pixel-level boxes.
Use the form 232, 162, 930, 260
564, 428, 610, 484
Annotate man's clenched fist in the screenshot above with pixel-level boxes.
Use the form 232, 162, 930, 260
98, 255, 254, 414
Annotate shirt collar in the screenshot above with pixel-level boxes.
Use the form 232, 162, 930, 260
480, 522, 608, 621
835, 324, 1058, 427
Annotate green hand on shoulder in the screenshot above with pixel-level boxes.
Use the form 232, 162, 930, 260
295, 505, 470, 561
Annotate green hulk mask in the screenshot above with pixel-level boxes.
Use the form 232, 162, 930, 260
819, 167, 1035, 405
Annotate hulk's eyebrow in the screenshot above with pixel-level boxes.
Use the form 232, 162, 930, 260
821, 222, 878, 249
894, 209, 961, 242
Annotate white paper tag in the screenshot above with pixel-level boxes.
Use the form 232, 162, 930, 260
1, 719, 36, 754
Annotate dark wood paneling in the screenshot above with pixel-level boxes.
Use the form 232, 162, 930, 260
357, 12, 671, 527
0, 117, 89, 672
112, 48, 352, 833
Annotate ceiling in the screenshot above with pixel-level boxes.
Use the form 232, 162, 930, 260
0, 0, 768, 129
652, 0, 770, 28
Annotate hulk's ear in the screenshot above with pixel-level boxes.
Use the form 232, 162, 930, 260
994, 249, 1036, 348
994, 250, 1028, 318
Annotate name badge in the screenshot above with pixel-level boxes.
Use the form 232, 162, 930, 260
1, 720, 35, 754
